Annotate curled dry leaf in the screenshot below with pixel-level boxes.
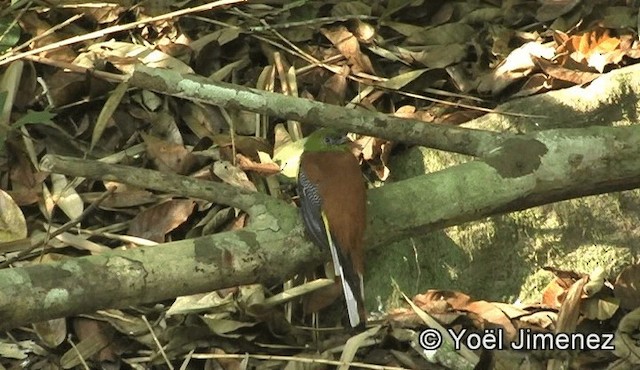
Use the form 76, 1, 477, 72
354, 135, 392, 181
318, 65, 349, 106
235, 153, 281, 176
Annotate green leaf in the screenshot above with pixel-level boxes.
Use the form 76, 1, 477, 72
0, 17, 21, 54
13, 109, 57, 128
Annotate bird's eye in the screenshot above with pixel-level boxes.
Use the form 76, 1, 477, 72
323, 136, 333, 145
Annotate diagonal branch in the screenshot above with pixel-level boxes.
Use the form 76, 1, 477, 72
128, 65, 505, 157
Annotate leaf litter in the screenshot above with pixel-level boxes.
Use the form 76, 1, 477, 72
0, 0, 639, 369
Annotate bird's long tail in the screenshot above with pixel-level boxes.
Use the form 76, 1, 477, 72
321, 213, 366, 328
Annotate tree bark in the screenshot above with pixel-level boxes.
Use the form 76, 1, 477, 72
3, 65, 640, 330
128, 64, 505, 157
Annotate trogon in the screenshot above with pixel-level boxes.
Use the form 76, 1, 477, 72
297, 128, 367, 328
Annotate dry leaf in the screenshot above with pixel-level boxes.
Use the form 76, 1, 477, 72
143, 133, 199, 174
321, 26, 375, 74
128, 199, 196, 242
614, 264, 640, 309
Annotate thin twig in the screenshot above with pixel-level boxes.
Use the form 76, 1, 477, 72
25, 55, 127, 83
0, 0, 246, 67
10, 14, 84, 56
189, 352, 410, 370
142, 315, 174, 370
67, 336, 91, 370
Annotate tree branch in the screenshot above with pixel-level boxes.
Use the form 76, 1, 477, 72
38, 154, 284, 214
4, 81, 640, 330
367, 125, 640, 244
128, 65, 505, 157
0, 216, 323, 331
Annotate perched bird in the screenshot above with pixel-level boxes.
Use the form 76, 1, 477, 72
297, 128, 367, 328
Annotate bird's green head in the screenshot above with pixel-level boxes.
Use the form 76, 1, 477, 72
303, 128, 351, 152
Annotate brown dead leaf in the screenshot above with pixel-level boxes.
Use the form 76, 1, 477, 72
393, 105, 437, 123
179, 102, 226, 138
558, 28, 628, 72
541, 267, 586, 307
409, 290, 471, 325
128, 199, 196, 242
207, 348, 243, 370
213, 161, 257, 192
440, 109, 486, 125
614, 264, 640, 310
414, 290, 473, 309
318, 65, 349, 105
212, 134, 272, 162
511, 73, 553, 98
11, 60, 37, 110
81, 190, 160, 209
516, 309, 557, 330
143, 133, 199, 174
535, 57, 601, 85
225, 212, 247, 232
72, 4, 127, 24
303, 278, 342, 315
463, 300, 517, 342
321, 26, 375, 74
19, 12, 77, 63
60, 318, 117, 368
351, 20, 376, 44
8, 148, 47, 205
354, 135, 392, 181
235, 153, 281, 176
45, 71, 92, 107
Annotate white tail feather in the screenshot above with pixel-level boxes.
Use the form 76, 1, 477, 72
321, 212, 361, 327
